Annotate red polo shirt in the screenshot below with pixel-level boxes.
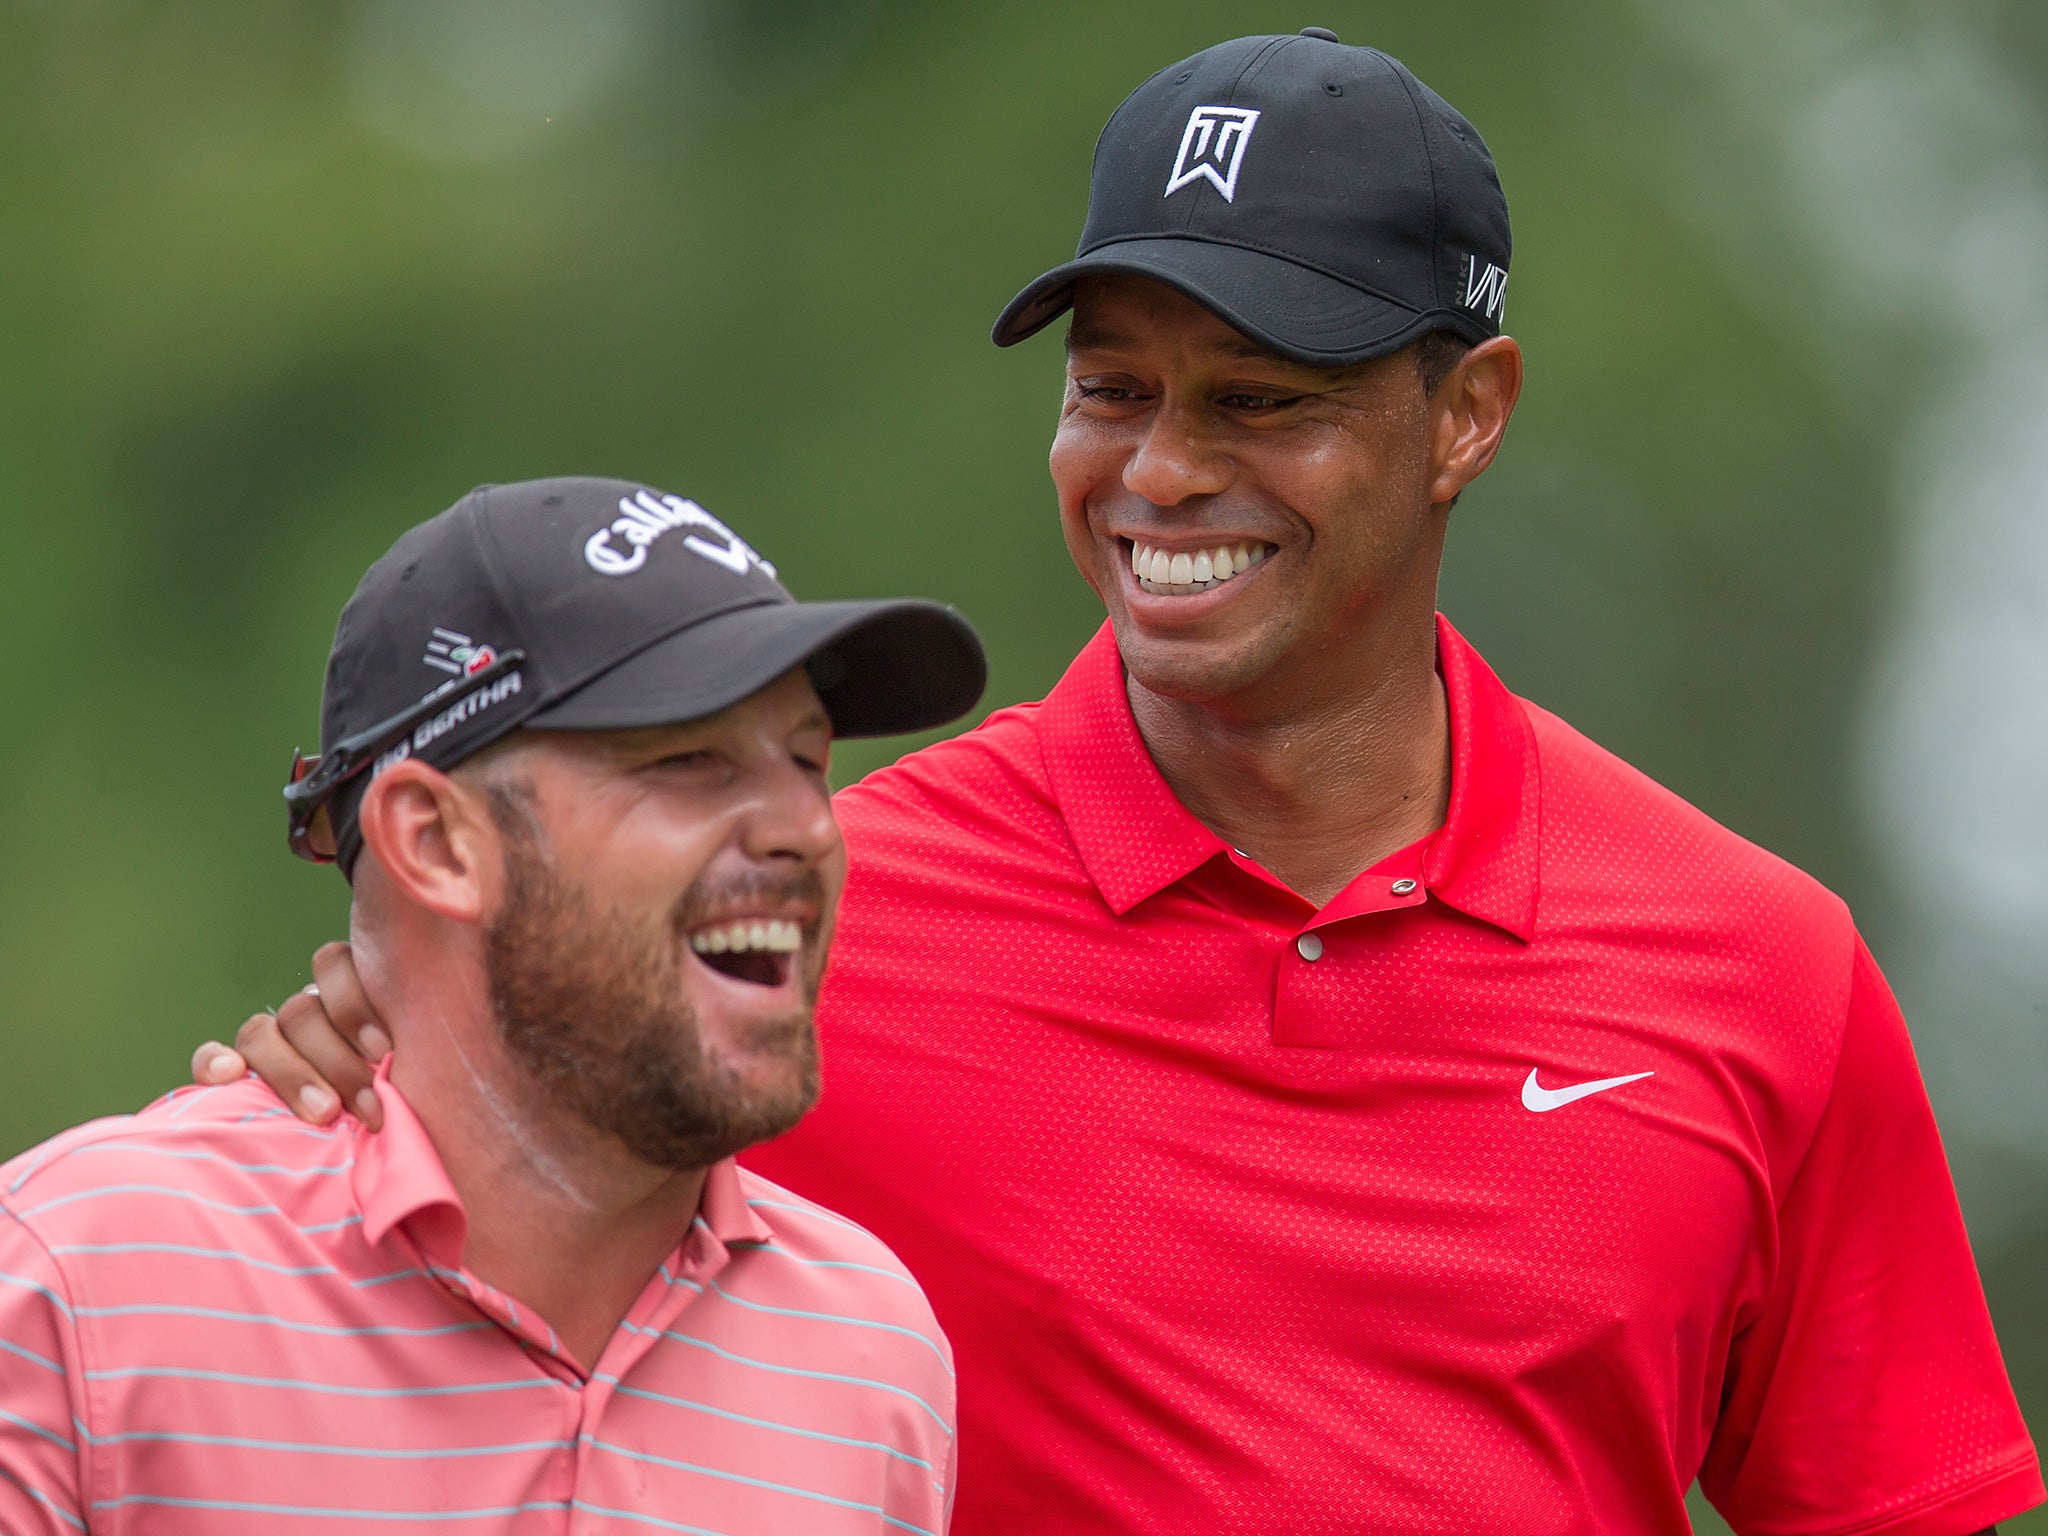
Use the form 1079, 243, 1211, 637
746, 616, 2042, 1535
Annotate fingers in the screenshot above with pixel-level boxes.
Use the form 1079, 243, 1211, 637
191, 1041, 247, 1085
275, 984, 384, 1132
234, 1008, 344, 1125
309, 942, 393, 1066
203, 942, 396, 1131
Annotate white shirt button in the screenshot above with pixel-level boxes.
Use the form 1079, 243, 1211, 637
1296, 933, 1324, 962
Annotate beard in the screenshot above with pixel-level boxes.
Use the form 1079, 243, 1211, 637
482, 804, 824, 1171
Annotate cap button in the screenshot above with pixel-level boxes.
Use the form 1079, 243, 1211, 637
1299, 26, 1340, 42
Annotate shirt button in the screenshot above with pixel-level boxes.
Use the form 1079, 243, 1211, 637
1296, 933, 1324, 961
1391, 878, 1418, 896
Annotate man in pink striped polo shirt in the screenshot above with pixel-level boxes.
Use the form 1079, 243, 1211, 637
0, 476, 986, 1533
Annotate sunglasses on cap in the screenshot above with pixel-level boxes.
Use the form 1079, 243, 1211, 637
283, 649, 527, 864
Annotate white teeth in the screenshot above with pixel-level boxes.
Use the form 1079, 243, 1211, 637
1129, 540, 1274, 595
690, 919, 803, 957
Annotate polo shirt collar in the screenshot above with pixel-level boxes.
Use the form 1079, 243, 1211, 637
353, 1063, 775, 1258
1036, 623, 1226, 915
697, 1155, 775, 1248
354, 1063, 465, 1259
1036, 615, 1540, 941
1423, 614, 1541, 940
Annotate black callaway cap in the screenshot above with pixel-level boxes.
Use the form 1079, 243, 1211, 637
302, 476, 987, 875
993, 29, 1511, 365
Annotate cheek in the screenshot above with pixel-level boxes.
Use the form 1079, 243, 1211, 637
1056, 417, 1138, 548
1048, 420, 1117, 584
1048, 413, 1123, 517
1294, 419, 1430, 536
587, 817, 726, 917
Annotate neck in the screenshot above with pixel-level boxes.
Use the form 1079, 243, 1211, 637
1127, 597, 1451, 908
367, 940, 705, 1370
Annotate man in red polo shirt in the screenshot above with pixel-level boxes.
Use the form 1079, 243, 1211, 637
197, 31, 2040, 1536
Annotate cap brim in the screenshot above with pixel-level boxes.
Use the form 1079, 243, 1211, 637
525, 599, 986, 740
993, 237, 1475, 365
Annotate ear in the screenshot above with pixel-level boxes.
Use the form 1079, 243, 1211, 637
1426, 335, 1523, 507
354, 760, 499, 926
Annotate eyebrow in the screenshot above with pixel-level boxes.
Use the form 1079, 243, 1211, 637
1064, 322, 1120, 355
1214, 333, 1293, 361
1064, 322, 1334, 373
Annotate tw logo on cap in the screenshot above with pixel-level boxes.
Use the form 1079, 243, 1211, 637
584, 490, 778, 580
1166, 105, 1261, 203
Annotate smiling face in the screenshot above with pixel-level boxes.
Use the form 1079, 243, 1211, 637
474, 666, 841, 1170
1049, 274, 1461, 712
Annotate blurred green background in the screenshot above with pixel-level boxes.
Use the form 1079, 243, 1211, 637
2, 1, 2042, 1528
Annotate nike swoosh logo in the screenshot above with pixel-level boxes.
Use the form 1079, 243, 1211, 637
1520, 1069, 1654, 1113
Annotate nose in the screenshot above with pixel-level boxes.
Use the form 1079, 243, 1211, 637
1122, 400, 1232, 507
739, 756, 841, 870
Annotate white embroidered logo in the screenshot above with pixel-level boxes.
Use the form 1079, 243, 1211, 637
422, 628, 497, 678
1519, 1069, 1653, 1113
372, 663, 525, 780
1166, 105, 1261, 202
583, 490, 778, 580
1462, 255, 1509, 322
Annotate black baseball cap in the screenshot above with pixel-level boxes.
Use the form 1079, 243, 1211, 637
993, 30, 1511, 365
287, 476, 987, 875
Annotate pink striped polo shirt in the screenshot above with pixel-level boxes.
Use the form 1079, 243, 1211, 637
0, 1074, 955, 1534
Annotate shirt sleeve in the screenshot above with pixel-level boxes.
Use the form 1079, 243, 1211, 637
941, 1406, 959, 1533
1697, 936, 2043, 1536
0, 1206, 90, 1534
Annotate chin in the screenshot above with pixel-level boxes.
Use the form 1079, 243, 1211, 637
727, 1051, 818, 1118
715, 1027, 822, 1120
1112, 614, 1287, 705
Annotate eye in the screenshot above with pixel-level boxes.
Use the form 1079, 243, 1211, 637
1220, 391, 1304, 411
653, 749, 720, 773
1072, 378, 1149, 406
